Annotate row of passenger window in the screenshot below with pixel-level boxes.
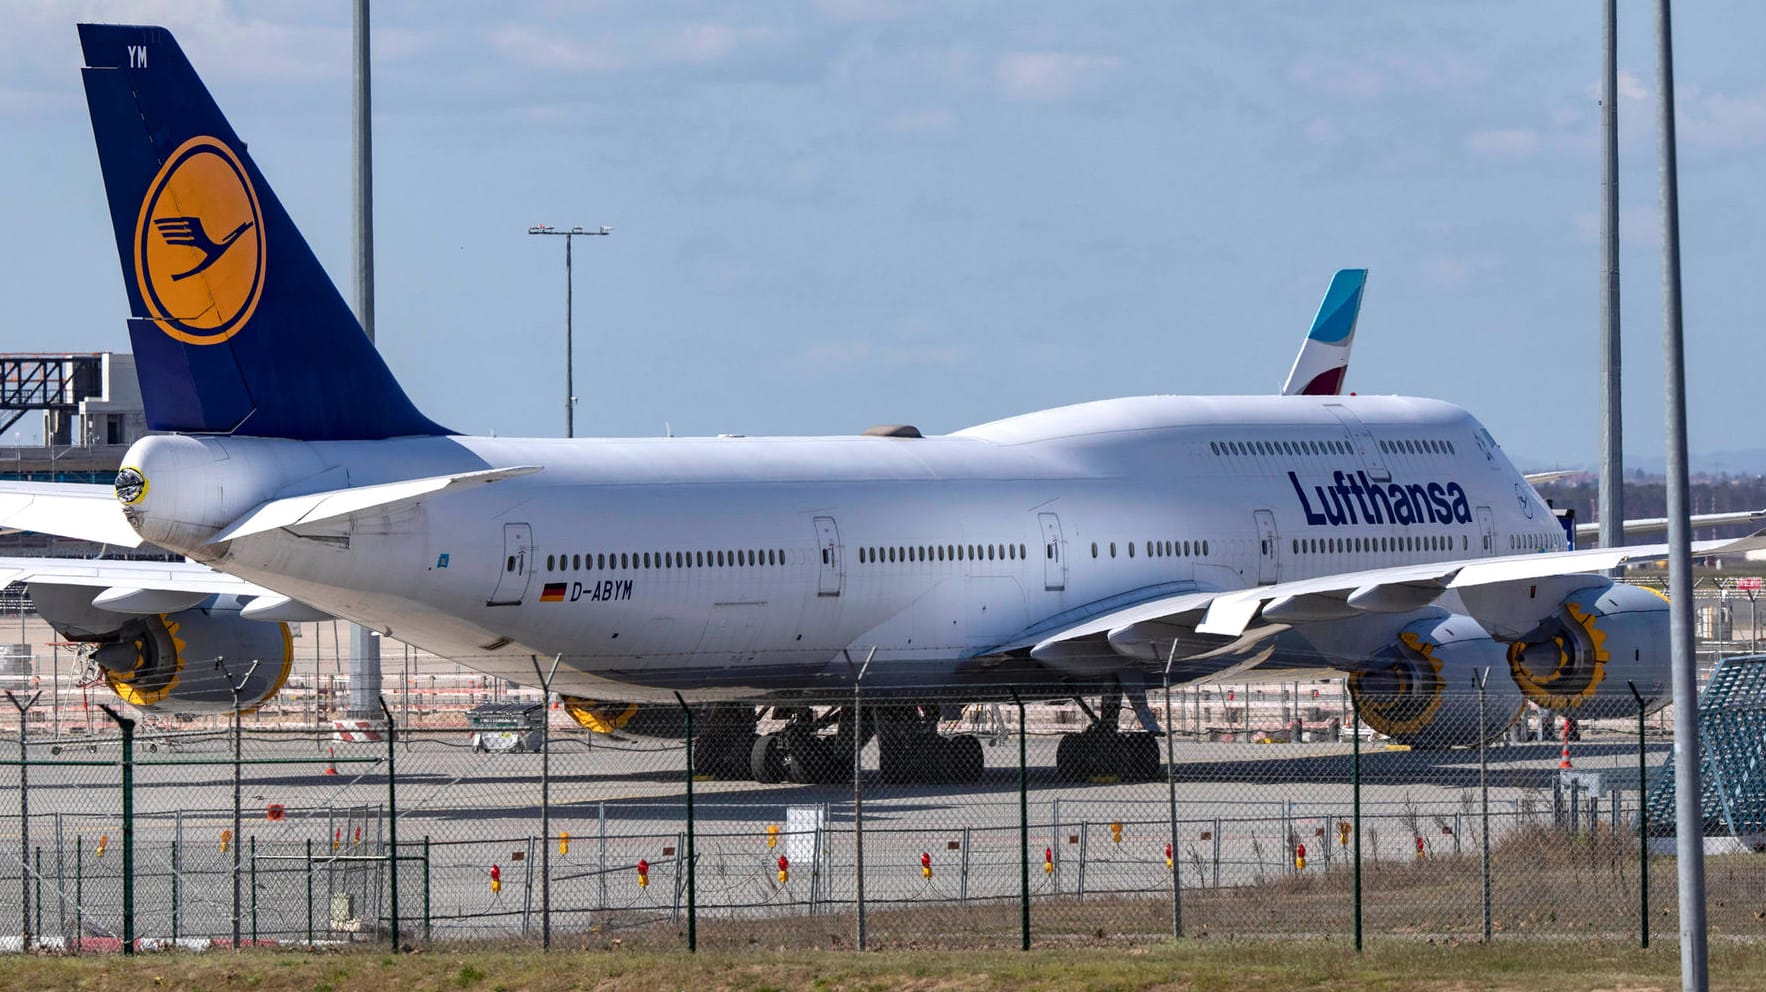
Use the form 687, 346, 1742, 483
1380, 437, 1455, 456
1091, 539, 1210, 559
543, 549, 787, 572
1510, 532, 1560, 551
1212, 438, 1350, 458
860, 543, 1027, 564
1291, 533, 1466, 555
1208, 437, 1458, 460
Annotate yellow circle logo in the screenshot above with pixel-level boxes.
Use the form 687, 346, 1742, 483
133, 136, 265, 346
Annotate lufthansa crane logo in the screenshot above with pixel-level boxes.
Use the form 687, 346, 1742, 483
133, 136, 265, 346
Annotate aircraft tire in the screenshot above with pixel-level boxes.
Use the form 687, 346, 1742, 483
1055, 733, 1092, 781
784, 737, 847, 785
948, 734, 984, 781
1123, 732, 1161, 781
750, 733, 786, 783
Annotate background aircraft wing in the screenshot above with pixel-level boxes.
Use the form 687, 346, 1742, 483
0, 482, 142, 548
208, 465, 541, 545
0, 556, 272, 596
1573, 508, 1766, 540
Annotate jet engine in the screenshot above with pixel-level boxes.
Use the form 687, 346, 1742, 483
30, 583, 293, 714
1504, 582, 1669, 718
1347, 615, 1525, 747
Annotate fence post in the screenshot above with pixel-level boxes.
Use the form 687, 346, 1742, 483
1162, 644, 1182, 938
534, 655, 560, 951
672, 691, 697, 953
1477, 668, 1492, 943
5, 690, 38, 952
74, 836, 81, 955
1011, 688, 1029, 951
423, 835, 432, 945
378, 697, 400, 952
250, 835, 258, 945
1350, 694, 1362, 953
171, 839, 179, 946
1630, 680, 1649, 949
305, 838, 314, 946
98, 705, 134, 956
841, 649, 874, 952
222, 659, 259, 951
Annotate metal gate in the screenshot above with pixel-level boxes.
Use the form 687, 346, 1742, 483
1038, 512, 1066, 591
488, 523, 534, 606
814, 516, 843, 596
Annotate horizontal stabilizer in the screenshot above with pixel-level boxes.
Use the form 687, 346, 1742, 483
0, 482, 143, 548
208, 465, 542, 545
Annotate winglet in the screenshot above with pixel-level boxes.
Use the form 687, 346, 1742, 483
1281, 269, 1368, 396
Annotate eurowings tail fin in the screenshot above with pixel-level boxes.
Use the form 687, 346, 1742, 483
1281, 269, 1367, 397
78, 23, 449, 440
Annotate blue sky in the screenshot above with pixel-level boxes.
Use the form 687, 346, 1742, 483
4, 2, 1765, 468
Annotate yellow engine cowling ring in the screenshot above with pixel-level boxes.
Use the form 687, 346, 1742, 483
1349, 616, 1525, 747
96, 608, 293, 714
1506, 583, 1669, 717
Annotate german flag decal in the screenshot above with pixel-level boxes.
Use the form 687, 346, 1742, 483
540, 583, 567, 603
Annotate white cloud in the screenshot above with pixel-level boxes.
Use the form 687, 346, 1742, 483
994, 52, 1118, 103
1290, 56, 1384, 101
885, 108, 956, 133
812, 0, 908, 22
801, 340, 967, 370
1466, 128, 1540, 159
492, 20, 788, 73
1681, 91, 1766, 150
1423, 254, 1501, 288
1302, 117, 1339, 143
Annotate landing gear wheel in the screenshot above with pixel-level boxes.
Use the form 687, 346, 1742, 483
1123, 732, 1161, 781
784, 736, 848, 785
750, 733, 786, 784
1055, 733, 1091, 781
947, 734, 984, 780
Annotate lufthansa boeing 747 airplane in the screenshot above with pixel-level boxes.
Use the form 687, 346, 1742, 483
0, 25, 1751, 785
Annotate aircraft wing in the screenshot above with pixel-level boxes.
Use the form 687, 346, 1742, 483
1008, 533, 1766, 668
0, 556, 271, 596
1574, 509, 1766, 540
0, 482, 143, 548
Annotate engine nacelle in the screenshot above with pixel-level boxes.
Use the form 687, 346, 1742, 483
31, 583, 293, 714
1348, 615, 1525, 747
1505, 582, 1669, 718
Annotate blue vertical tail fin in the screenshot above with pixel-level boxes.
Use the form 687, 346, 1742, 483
79, 23, 448, 440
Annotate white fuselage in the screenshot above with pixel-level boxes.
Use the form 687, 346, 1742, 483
119, 394, 1564, 700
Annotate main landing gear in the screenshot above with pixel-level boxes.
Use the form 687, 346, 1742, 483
1053, 691, 1161, 782
702, 703, 988, 785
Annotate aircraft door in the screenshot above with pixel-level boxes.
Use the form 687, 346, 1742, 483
1253, 509, 1278, 584
1038, 512, 1066, 591
814, 516, 843, 596
1324, 404, 1391, 482
1476, 506, 1497, 556
488, 523, 534, 606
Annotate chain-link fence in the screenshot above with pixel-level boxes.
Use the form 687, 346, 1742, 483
3, 662, 1757, 955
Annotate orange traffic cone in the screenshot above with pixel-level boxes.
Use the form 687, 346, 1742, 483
1558, 719, 1573, 770
325, 748, 338, 776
